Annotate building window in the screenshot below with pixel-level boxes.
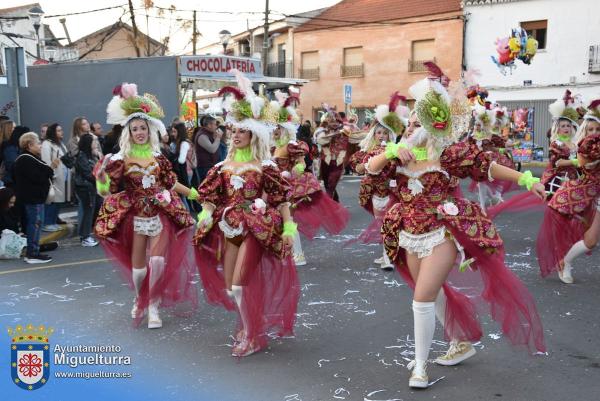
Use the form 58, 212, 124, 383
300, 51, 319, 80
409, 39, 435, 72
521, 20, 547, 50
341, 46, 364, 77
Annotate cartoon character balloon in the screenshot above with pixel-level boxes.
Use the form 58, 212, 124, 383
491, 28, 538, 74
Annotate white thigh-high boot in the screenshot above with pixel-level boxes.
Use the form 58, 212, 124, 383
147, 256, 165, 328
560, 240, 592, 284
409, 301, 435, 388
433, 289, 476, 366
292, 231, 306, 266
477, 183, 488, 211
131, 267, 147, 318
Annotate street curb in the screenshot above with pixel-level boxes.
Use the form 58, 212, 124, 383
40, 224, 76, 244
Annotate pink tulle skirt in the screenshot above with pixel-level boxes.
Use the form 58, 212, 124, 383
486, 191, 545, 220
294, 190, 350, 239
536, 207, 590, 277
468, 179, 519, 196
392, 225, 546, 353
194, 230, 300, 355
99, 213, 198, 326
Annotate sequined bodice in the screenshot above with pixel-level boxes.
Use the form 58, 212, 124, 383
393, 167, 453, 234
220, 166, 265, 205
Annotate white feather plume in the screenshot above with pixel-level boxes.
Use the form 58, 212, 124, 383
374, 104, 389, 126
274, 90, 288, 105
270, 100, 281, 113
249, 96, 265, 119
408, 79, 430, 102
396, 105, 410, 119
286, 106, 298, 120
106, 95, 127, 125
548, 99, 566, 119
430, 80, 451, 104
231, 68, 255, 97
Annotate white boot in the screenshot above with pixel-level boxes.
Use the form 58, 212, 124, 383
410, 301, 435, 389
292, 231, 306, 266
559, 240, 591, 284
147, 256, 164, 329
477, 183, 488, 212
380, 247, 394, 270
131, 267, 147, 319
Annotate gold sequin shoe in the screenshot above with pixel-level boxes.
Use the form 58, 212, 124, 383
434, 341, 476, 366
294, 252, 307, 266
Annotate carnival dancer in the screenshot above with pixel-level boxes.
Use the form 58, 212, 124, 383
348, 93, 409, 269
193, 70, 300, 357
490, 104, 517, 171
537, 99, 600, 284
94, 83, 199, 329
365, 77, 546, 388
314, 105, 349, 202
540, 90, 583, 198
270, 92, 349, 266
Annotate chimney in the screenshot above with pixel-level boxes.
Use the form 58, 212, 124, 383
59, 18, 72, 45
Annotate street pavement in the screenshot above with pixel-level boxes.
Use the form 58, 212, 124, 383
1, 173, 599, 401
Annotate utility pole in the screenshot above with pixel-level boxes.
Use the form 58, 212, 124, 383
146, 13, 150, 56
192, 10, 197, 55
127, 0, 141, 57
262, 0, 269, 75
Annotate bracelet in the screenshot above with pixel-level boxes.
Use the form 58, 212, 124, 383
197, 209, 212, 226
517, 170, 540, 191
293, 163, 305, 175
498, 148, 505, 154
96, 176, 111, 194
282, 221, 298, 237
187, 187, 199, 201
384, 142, 408, 160
571, 159, 580, 167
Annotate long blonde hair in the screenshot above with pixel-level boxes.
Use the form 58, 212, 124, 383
573, 117, 600, 145
359, 123, 394, 152
118, 117, 161, 157
550, 118, 576, 144
225, 127, 271, 162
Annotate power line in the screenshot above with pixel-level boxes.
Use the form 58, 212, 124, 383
44, 4, 128, 19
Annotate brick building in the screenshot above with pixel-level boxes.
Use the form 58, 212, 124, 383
293, 0, 464, 122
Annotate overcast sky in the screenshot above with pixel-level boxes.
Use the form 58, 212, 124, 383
3, 0, 341, 53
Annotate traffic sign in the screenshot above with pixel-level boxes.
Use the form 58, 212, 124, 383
344, 84, 352, 104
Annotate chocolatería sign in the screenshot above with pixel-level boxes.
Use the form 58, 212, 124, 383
179, 55, 263, 78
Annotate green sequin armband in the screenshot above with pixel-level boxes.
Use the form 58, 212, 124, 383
384, 142, 408, 160
518, 170, 540, 191
282, 221, 298, 237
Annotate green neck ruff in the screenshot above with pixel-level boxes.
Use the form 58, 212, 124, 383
412, 147, 428, 161
473, 131, 490, 141
129, 143, 153, 159
557, 134, 572, 143
275, 137, 289, 148
233, 146, 253, 162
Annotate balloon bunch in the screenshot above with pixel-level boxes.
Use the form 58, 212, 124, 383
466, 84, 489, 106
491, 28, 538, 75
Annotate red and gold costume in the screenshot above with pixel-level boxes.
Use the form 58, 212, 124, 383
315, 122, 349, 201
373, 141, 545, 352
193, 159, 299, 354
540, 139, 580, 196
95, 152, 197, 320
272, 141, 348, 238
537, 133, 600, 276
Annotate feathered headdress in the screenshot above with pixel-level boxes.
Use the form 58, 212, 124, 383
410, 78, 453, 138
271, 89, 301, 134
106, 82, 166, 138
492, 104, 510, 128
548, 89, 584, 125
584, 97, 600, 123
217, 69, 278, 142
472, 103, 495, 130
374, 91, 409, 135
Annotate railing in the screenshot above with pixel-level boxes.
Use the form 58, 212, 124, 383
299, 67, 319, 80
408, 57, 436, 73
340, 63, 364, 77
266, 61, 293, 78
589, 45, 600, 73
44, 46, 79, 62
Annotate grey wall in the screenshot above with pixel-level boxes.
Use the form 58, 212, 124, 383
0, 84, 18, 122
19, 56, 179, 139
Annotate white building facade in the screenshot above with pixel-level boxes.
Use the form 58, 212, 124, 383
463, 0, 600, 149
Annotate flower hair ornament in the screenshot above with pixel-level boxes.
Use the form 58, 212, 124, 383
106, 83, 167, 138
217, 69, 279, 143
472, 103, 495, 132
584, 97, 600, 123
548, 89, 585, 125
492, 104, 510, 129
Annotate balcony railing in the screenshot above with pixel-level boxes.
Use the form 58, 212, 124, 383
266, 61, 293, 78
299, 67, 319, 80
408, 57, 436, 73
340, 63, 364, 77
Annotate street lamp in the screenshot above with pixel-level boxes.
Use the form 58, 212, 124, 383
219, 30, 231, 54
28, 6, 45, 59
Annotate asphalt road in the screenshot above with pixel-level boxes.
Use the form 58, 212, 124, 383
1, 174, 599, 401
